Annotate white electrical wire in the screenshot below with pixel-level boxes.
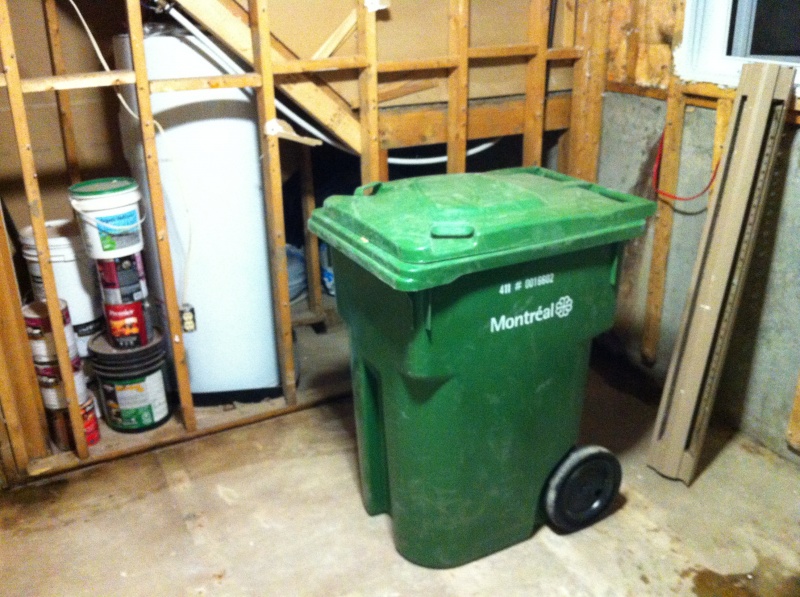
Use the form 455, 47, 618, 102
389, 140, 501, 165
165, 4, 500, 166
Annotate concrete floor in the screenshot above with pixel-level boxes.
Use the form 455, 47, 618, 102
2, 358, 800, 596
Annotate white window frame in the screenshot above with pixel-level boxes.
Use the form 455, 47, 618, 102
674, 0, 800, 89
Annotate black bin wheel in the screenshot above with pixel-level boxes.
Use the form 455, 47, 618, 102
545, 445, 622, 533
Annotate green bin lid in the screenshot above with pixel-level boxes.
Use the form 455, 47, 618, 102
308, 166, 656, 291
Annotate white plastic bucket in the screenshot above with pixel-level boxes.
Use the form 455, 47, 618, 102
20, 219, 104, 357
69, 177, 144, 259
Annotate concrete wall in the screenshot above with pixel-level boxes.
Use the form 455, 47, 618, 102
597, 92, 800, 464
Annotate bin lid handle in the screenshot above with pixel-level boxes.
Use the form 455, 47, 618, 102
430, 223, 475, 239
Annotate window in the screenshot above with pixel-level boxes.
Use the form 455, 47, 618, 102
675, 0, 799, 88
729, 0, 800, 59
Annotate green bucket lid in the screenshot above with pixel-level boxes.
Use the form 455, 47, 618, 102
69, 177, 139, 197
309, 166, 656, 291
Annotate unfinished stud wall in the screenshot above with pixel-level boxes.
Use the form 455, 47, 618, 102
0, 1, 129, 228
597, 94, 800, 464
1, 0, 599, 485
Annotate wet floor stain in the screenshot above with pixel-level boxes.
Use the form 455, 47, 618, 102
738, 440, 768, 457
686, 555, 800, 597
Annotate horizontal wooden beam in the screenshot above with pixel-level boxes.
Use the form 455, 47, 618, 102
273, 55, 368, 75
546, 47, 585, 61
25, 379, 351, 481
0, 69, 136, 93
606, 80, 668, 100
379, 94, 571, 149
149, 73, 262, 93
681, 82, 737, 100
378, 57, 459, 73
607, 80, 800, 113
468, 43, 538, 60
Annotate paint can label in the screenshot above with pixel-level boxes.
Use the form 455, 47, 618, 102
100, 370, 168, 430
104, 300, 153, 349
73, 317, 104, 337
73, 317, 105, 358
81, 397, 101, 446
96, 209, 141, 252
97, 252, 149, 304
35, 354, 88, 410
24, 301, 78, 362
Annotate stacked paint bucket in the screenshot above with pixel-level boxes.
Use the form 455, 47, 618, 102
20, 219, 103, 451
70, 178, 172, 433
23, 301, 100, 451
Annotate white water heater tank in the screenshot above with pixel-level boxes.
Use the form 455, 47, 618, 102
113, 26, 280, 403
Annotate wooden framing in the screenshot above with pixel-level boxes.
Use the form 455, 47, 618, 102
378, 57, 458, 74
149, 73, 262, 93
468, 44, 538, 60
446, 0, 469, 174
375, 80, 439, 105
708, 97, 733, 211
125, 0, 197, 431
379, 94, 572, 149
0, 0, 88, 458
640, 77, 686, 365
0, 212, 47, 465
177, 0, 363, 152
273, 56, 369, 75
357, 1, 382, 183
42, 0, 80, 185
0, 325, 31, 473
0, 0, 597, 484
566, 0, 612, 182
300, 146, 324, 322
312, 9, 357, 60
522, 0, 549, 166
249, 0, 297, 403
0, 335, 26, 477
0, 389, 18, 486
0, 70, 137, 92
788, 373, 800, 452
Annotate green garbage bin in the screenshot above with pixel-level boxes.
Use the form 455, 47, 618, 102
309, 166, 655, 568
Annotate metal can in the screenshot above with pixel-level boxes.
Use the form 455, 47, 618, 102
96, 251, 148, 304
23, 300, 77, 362
104, 299, 154, 349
